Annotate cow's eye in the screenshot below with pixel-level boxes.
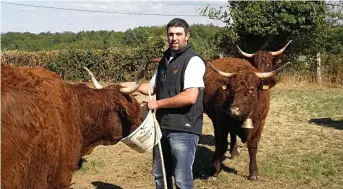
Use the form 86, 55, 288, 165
249, 87, 254, 93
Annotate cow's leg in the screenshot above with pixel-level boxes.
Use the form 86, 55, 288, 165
246, 121, 264, 181
56, 166, 74, 189
229, 132, 240, 159
58, 173, 73, 189
209, 125, 229, 179
247, 141, 259, 180
247, 118, 266, 180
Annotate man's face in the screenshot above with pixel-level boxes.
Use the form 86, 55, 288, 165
167, 26, 189, 51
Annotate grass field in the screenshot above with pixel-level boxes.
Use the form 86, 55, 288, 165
71, 82, 343, 189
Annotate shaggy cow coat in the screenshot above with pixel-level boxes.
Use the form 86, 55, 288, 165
1, 64, 142, 189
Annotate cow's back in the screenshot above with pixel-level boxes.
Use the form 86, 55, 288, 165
1, 64, 81, 189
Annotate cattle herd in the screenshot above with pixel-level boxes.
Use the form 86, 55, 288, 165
1, 41, 291, 188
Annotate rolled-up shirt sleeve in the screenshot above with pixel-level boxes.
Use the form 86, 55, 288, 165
183, 56, 205, 90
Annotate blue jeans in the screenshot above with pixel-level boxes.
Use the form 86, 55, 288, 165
152, 129, 199, 189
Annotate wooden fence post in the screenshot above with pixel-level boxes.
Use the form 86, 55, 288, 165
317, 52, 322, 84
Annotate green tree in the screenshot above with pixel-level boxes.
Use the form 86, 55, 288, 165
200, 1, 328, 58
199, 1, 343, 82
121, 27, 150, 47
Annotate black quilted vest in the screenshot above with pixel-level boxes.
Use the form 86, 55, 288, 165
155, 44, 204, 136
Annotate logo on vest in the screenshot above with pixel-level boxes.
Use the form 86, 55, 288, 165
173, 65, 180, 74
185, 123, 191, 127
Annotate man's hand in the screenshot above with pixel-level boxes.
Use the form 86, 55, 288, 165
137, 83, 155, 96
145, 100, 159, 110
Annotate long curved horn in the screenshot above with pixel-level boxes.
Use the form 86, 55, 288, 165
119, 76, 145, 94
236, 45, 254, 58
83, 67, 104, 89
120, 62, 149, 94
271, 40, 292, 56
208, 62, 235, 77
255, 62, 291, 78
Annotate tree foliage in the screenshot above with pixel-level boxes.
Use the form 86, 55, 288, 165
199, 1, 343, 82
1, 24, 226, 60
199, 1, 331, 57
1, 2, 342, 83
1, 24, 227, 82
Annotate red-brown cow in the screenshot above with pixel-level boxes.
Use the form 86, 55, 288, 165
236, 40, 292, 73
1, 64, 146, 189
203, 57, 290, 180
232, 41, 291, 159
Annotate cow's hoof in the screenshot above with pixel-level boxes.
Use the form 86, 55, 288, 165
206, 176, 218, 181
248, 175, 258, 181
230, 147, 241, 159
198, 170, 207, 180
230, 151, 240, 159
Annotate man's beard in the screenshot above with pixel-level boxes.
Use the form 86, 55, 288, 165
170, 42, 187, 52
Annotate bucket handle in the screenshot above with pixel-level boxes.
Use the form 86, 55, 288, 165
148, 85, 152, 101
148, 85, 167, 189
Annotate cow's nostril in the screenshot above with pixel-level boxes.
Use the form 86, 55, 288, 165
230, 106, 240, 115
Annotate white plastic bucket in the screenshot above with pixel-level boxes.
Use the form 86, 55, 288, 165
121, 104, 162, 153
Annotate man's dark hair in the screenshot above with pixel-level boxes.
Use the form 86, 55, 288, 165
166, 18, 189, 34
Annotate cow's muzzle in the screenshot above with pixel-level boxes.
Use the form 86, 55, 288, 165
229, 106, 243, 119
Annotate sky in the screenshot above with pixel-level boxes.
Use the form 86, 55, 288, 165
1, 1, 228, 34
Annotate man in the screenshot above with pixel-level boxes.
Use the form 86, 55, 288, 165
138, 18, 206, 189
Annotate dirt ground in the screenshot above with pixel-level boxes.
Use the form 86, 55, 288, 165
71, 82, 343, 189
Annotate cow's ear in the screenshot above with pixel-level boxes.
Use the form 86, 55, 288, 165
120, 105, 134, 118
118, 107, 134, 125
273, 54, 286, 68
260, 76, 278, 90
250, 60, 258, 68
118, 99, 135, 119
125, 110, 132, 117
